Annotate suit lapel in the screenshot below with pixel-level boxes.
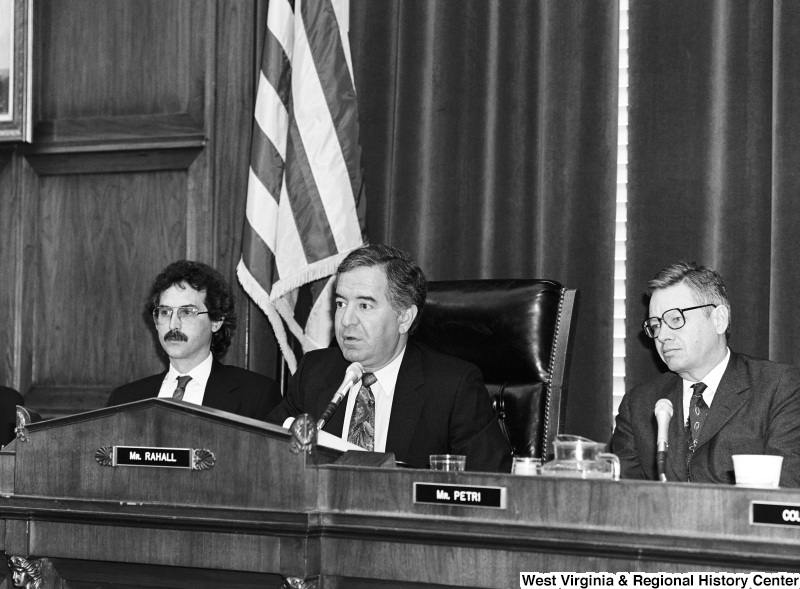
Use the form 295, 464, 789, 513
202, 360, 238, 413
696, 353, 749, 449
665, 376, 688, 481
320, 362, 349, 436
153, 371, 168, 397
385, 342, 425, 459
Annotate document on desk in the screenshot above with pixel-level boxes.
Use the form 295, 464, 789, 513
282, 417, 365, 453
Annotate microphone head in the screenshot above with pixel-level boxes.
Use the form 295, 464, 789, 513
654, 398, 673, 419
346, 362, 364, 381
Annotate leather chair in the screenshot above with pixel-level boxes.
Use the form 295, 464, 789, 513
413, 279, 579, 461
0, 386, 24, 447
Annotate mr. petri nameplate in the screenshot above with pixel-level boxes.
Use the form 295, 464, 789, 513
414, 482, 506, 509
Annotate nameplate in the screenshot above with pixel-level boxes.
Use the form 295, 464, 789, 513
95, 445, 216, 470
413, 482, 506, 509
751, 501, 800, 527
115, 446, 192, 468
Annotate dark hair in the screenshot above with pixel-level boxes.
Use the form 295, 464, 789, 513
647, 261, 731, 336
148, 260, 236, 357
337, 244, 427, 333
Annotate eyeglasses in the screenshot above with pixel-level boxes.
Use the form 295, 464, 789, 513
642, 304, 717, 339
152, 306, 210, 325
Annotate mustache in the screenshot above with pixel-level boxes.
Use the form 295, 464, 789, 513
164, 329, 188, 342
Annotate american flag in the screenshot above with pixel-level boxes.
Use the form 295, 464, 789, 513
238, 0, 366, 374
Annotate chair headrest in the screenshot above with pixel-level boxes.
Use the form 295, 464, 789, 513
413, 279, 565, 384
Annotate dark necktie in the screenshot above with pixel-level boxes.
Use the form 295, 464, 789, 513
687, 381, 709, 453
173, 375, 192, 401
347, 373, 377, 451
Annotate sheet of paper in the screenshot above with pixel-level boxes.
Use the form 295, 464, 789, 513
282, 417, 365, 453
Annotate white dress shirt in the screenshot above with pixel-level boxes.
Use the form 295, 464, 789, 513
158, 352, 214, 405
682, 348, 731, 421
340, 347, 406, 452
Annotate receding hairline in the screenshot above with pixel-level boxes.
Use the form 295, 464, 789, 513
335, 264, 397, 306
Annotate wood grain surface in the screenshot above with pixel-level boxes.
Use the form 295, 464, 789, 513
1, 402, 800, 587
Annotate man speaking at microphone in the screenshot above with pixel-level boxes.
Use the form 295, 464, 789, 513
268, 244, 509, 472
611, 261, 800, 485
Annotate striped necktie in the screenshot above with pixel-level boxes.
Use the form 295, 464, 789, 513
173, 375, 192, 401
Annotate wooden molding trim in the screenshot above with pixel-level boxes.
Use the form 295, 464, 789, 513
25, 145, 204, 176
23, 113, 206, 175
30, 113, 206, 150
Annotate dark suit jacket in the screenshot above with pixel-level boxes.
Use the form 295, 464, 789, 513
107, 360, 281, 421
0, 386, 24, 447
611, 351, 800, 486
268, 340, 511, 472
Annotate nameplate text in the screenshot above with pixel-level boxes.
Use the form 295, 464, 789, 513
751, 501, 800, 527
413, 482, 506, 509
114, 446, 192, 469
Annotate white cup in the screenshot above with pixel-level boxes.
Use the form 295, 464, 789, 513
732, 454, 783, 488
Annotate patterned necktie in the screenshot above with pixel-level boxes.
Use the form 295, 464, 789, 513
687, 381, 709, 453
173, 375, 192, 401
347, 373, 377, 451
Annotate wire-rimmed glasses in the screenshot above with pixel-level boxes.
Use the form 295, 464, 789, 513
152, 306, 210, 326
642, 304, 717, 339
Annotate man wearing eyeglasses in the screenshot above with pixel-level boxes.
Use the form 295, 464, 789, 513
611, 261, 800, 486
107, 260, 281, 419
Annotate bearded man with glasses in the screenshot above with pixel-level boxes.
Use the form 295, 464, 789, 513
611, 261, 800, 486
107, 260, 280, 419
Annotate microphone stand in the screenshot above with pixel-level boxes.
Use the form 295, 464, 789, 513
654, 398, 673, 483
657, 448, 668, 482
317, 380, 356, 430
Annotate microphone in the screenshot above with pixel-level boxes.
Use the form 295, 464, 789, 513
654, 398, 673, 482
316, 362, 364, 430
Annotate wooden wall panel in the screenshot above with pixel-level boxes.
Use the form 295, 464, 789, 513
0, 1, 281, 417
37, 0, 194, 120
0, 150, 22, 388
35, 171, 185, 385
29, 0, 209, 169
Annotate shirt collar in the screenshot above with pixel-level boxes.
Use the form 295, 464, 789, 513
369, 345, 406, 399
682, 347, 730, 405
166, 352, 214, 386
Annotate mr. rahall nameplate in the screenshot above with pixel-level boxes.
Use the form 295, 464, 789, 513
115, 446, 191, 468
413, 482, 507, 509
95, 446, 217, 470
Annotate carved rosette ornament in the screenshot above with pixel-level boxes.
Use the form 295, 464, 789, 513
192, 448, 215, 470
95, 446, 113, 466
282, 576, 318, 589
290, 414, 317, 455
8, 555, 42, 589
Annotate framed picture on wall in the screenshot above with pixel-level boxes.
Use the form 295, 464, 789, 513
0, 0, 32, 142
